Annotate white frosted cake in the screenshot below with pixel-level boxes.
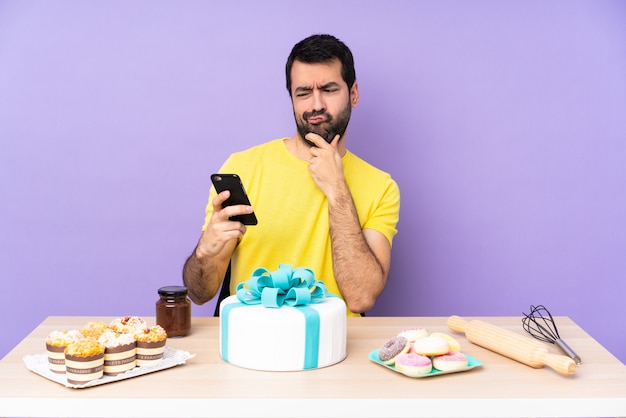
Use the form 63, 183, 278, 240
219, 295, 347, 371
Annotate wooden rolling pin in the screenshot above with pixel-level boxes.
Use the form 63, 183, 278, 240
447, 315, 576, 375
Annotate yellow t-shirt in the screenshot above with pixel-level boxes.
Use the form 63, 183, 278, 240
202, 138, 400, 316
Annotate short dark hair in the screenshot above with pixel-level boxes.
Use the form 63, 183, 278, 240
285, 34, 356, 95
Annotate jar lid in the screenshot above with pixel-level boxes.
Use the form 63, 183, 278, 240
158, 286, 188, 296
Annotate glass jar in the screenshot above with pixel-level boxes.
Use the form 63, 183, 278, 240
156, 286, 191, 337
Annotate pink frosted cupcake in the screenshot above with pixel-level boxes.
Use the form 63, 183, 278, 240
45, 330, 83, 374
134, 325, 167, 366
98, 330, 137, 375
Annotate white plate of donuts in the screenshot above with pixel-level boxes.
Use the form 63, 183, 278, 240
368, 328, 482, 378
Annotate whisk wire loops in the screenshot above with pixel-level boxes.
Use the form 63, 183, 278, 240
522, 304, 582, 365
522, 304, 561, 343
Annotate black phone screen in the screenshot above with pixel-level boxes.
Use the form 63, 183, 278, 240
210, 174, 258, 225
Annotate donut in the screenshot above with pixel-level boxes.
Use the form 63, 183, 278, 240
395, 353, 432, 376
378, 335, 409, 365
432, 351, 469, 371
397, 327, 428, 342
428, 332, 461, 351
412, 336, 450, 356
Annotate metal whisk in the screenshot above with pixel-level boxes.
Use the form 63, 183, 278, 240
522, 304, 582, 365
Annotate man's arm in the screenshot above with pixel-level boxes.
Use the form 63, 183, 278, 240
182, 239, 233, 305
182, 190, 253, 305
327, 185, 390, 313
306, 133, 391, 313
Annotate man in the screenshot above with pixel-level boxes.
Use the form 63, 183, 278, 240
182, 34, 400, 316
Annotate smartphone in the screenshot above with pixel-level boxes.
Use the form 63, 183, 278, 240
210, 173, 258, 225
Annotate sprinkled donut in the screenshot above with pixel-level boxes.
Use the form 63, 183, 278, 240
432, 351, 469, 371
378, 335, 409, 365
395, 353, 432, 376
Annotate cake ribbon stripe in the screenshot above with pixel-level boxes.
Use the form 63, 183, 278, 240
235, 264, 328, 308
299, 306, 320, 369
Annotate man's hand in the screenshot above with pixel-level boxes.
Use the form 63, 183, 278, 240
184, 190, 253, 304
194, 190, 253, 259
305, 132, 345, 200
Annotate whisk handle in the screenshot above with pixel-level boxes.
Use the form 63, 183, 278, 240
555, 339, 582, 365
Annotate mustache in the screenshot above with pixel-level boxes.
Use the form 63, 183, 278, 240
303, 110, 332, 121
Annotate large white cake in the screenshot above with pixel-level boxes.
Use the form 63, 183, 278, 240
219, 294, 347, 371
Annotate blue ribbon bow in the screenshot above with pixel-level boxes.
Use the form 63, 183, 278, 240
235, 264, 328, 308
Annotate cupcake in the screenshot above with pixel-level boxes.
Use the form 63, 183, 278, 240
64, 339, 105, 385
98, 330, 137, 375
80, 321, 110, 340
134, 325, 167, 366
109, 316, 148, 334
45, 330, 83, 374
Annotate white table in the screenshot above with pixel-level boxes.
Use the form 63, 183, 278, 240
1, 315, 625, 417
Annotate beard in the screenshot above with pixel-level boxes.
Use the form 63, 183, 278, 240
294, 100, 352, 147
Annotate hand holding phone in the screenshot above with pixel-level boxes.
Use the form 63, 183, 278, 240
210, 174, 258, 225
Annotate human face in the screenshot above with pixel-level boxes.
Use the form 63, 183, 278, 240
290, 59, 359, 146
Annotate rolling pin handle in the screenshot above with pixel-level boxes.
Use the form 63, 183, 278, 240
539, 351, 577, 375
447, 315, 468, 333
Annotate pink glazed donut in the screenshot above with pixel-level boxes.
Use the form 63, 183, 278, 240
378, 336, 410, 365
432, 351, 469, 372
395, 353, 432, 376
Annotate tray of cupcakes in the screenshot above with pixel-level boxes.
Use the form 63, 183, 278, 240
369, 327, 482, 378
23, 316, 195, 388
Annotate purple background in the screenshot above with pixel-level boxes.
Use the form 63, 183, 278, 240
1, 1, 625, 364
